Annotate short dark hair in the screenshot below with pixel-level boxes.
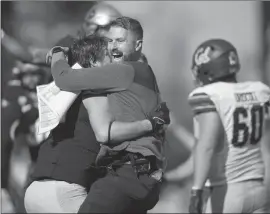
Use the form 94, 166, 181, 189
70, 35, 108, 67
109, 16, 143, 40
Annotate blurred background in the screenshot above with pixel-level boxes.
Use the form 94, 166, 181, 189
1, 1, 270, 213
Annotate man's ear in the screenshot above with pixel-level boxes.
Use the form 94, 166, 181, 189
135, 40, 143, 52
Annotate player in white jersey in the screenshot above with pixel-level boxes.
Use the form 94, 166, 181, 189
188, 39, 270, 213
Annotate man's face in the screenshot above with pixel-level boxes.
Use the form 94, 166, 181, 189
105, 26, 138, 63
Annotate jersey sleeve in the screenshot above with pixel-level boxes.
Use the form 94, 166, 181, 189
257, 82, 270, 120
265, 100, 270, 120
188, 91, 216, 115
262, 84, 270, 120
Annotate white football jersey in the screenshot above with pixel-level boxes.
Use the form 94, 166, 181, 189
188, 81, 270, 186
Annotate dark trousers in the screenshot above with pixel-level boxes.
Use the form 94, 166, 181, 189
78, 164, 161, 213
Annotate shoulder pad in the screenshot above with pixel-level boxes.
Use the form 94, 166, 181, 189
256, 81, 270, 94
188, 87, 216, 115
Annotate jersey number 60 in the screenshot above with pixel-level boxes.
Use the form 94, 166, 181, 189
232, 105, 265, 147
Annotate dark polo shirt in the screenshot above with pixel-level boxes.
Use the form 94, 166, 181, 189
31, 35, 101, 189
52, 60, 165, 169
31, 93, 100, 189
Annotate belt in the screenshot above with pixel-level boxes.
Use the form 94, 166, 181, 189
98, 152, 157, 175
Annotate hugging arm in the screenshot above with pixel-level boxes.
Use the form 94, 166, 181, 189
83, 96, 170, 145
262, 101, 270, 206
51, 52, 134, 92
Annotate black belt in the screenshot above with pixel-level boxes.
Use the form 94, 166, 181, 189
96, 151, 157, 176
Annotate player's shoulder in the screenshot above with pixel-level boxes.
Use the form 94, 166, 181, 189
188, 85, 218, 115
188, 82, 227, 103
240, 81, 270, 101
189, 82, 227, 98
251, 81, 270, 93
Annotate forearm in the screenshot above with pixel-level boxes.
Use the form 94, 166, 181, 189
165, 153, 194, 181
264, 155, 270, 199
2, 33, 33, 62
109, 120, 152, 144
262, 120, 270, 201
169, 124, 195, 151
51, 55, 133, 92
83, 97, 153, 144
193, 144, 214, 189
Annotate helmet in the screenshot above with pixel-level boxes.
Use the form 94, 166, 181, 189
191, 39, 240, 85
82, 3, 122, 36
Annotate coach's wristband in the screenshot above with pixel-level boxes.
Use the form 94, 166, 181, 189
192, 186, 203, 190
191, 188, 203, 197
52, 46, 65, 55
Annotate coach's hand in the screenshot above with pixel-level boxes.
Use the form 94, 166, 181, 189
189, 189, 203, 214
147, 102, 170, 133
46, 46, 69, 65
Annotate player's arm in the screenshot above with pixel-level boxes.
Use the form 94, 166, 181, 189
83, 95, 169, 144
262, 101, 270, 203
188, 93, 222, 189
1, 29, 33, 63
164, 113, 196, 181
188, 93, 222, 214
83, 97, 152, 144
193, 111, 222, 189
51, 52, 134, 92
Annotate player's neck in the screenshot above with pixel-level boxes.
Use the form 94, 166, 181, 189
219, 75, 237, 83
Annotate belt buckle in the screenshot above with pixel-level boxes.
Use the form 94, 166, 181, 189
135, 161, 151, 174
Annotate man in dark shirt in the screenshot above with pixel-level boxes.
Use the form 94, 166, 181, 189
50, 17, 168, 213
24, 36, 168, 213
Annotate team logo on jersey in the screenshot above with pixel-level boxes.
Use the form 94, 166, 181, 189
228, 51, 238, 65
194, 46, 211, 66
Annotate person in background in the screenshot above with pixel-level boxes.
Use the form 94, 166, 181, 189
188, 39, 270, 213
1, 61, 47, 213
